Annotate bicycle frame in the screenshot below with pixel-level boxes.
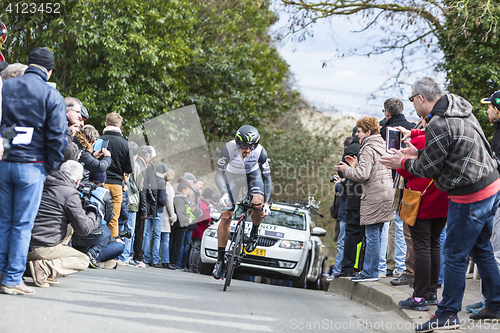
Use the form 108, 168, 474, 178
223, 207, 249, 291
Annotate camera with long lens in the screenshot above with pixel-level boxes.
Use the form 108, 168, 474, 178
77, 182, 97, 202
1, 124, 21, 160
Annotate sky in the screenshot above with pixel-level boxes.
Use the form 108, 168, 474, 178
269, 5, 446, 121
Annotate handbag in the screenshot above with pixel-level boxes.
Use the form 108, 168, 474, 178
399, 180, 433, 227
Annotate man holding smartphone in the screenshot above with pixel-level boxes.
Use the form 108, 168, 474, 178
381, 77, 500, 330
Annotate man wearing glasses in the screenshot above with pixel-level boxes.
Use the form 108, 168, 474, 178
65, 97, 83, 134
212, 125, 272, 279
380, 77, 500, 330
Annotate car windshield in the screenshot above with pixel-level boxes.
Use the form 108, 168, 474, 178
233, 206, 306, 231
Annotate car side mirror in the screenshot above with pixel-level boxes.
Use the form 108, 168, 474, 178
311, 227, 326, 237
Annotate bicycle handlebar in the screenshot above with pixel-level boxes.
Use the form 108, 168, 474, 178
237, 200, 263, 211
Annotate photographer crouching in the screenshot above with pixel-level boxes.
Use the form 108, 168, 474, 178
27, 161, 97, 288
72, 171, 126, 269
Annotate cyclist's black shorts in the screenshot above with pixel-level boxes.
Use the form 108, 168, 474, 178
223, 169, 264, 212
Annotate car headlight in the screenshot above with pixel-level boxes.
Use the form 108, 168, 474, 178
206, 229, 217, 238
279, 240, 303, 249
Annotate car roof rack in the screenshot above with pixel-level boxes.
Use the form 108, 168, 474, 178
271, 197, 323, 218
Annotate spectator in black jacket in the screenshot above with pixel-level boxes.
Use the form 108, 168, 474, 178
143, 162, 168, 267
100, 112, 133, 237
26, 161, 96, 288
380, 98, 414, 141
338, 127, 364, 277
380, 98, 415, 284
0, 48, 67, 296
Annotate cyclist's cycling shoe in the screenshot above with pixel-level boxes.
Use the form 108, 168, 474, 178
245, 232, 259, 253
212, 260, 225, 280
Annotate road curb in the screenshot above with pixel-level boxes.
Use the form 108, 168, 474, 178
327, 277, 466, 332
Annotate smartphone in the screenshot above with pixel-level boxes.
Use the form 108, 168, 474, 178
93, 138, 103, 151
386, 127, 402, 154
101, 140, 109, 150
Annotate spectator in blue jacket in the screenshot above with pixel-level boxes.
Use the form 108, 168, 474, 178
0, 47, 67, 295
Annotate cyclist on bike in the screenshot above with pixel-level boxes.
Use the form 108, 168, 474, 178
212, 125, 272, 279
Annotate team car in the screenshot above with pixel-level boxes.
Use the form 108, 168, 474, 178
200, 198, 327, 289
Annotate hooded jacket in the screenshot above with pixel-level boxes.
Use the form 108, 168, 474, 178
172, 192, 202, 229
30, 171, 96, 248
405, 94, 498, 195
343, 134, 396, 225
1, 66, 67, 173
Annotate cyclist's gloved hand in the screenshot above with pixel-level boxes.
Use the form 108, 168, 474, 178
220, 193, 230, 207
262, 203, 271, 216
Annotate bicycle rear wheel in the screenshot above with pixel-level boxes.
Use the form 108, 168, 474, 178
223, 222, 243, 291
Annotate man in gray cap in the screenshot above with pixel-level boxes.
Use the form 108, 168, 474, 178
0, 47, 67, 295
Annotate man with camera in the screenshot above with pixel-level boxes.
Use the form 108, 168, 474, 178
0, 47, 67, 295
72, 171, 125, 269
26, 161, 97, 289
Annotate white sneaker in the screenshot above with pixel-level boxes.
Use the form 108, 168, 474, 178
393, 269, 403, 277
379, 273, 386, 278
135, 260, 146, 268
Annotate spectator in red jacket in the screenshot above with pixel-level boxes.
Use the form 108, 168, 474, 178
396, 129, 448, 311
188, 188, 212, 273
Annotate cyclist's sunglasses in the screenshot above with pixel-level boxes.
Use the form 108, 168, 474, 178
237, 143, 256, 150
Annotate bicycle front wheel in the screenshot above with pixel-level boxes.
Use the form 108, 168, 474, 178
223, 222, 243, 291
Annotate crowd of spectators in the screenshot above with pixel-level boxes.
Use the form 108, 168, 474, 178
0, 47, 220, 296
2, 47, 499, 329
327, 76, 500, 328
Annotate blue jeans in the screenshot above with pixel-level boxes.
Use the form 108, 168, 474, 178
73, 224, 112, 257
361, 222, 384, 278
332, 220, 346, 275
394, 213, 407, 272
0, 162, 46, 286
76, 224, 124, 262
177, 229, 193, 269
119, 211, 136, 262
378, 222, 390, 275
143, 213, 162, 265
439, 225, 446, 285
97, 241, 125, 262
436, 193, 500, 315
160, 232, 170, 264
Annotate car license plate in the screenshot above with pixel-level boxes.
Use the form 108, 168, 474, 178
244, 248, 265, 257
